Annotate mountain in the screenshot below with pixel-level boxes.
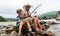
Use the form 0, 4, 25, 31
37, 11, 57, 19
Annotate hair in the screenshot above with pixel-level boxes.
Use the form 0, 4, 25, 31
16, 9, 22, 14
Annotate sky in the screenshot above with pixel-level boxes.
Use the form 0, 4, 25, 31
0, 0, 60, 18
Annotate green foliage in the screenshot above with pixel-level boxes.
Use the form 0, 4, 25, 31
37, 11, 57, 19
0, 16, 5, 22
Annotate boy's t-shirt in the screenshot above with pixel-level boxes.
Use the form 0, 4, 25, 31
16, 10, 27, 26
16, 10, 31, 26
16, 10, 28, 20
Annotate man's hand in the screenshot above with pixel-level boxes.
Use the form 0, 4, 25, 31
23, 14, 31, 18
28, 14, 31, 17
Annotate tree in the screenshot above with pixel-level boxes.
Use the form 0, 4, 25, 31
0, 16, 5, 22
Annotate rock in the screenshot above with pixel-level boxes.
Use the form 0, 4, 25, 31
42, 24, 50, 32
0, 34, 8, 36
43, 29, 55, 36
10, 31, 17, 36
0, 30, 7, 34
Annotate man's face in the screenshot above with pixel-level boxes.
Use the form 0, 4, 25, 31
25, 7, 30, 11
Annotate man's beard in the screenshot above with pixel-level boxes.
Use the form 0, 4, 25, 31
26, 9, 29, 12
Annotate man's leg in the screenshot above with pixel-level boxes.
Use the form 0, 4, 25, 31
32, 17, 41, 31
24, 18, 33, 35
37, 19, 42, 29
37, 19, 42, 32
26, 21, 32, 31
33, 18, 39, 31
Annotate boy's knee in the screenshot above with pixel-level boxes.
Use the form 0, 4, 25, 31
18, 21, 23, 25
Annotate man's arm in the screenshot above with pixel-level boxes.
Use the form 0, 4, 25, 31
23, 12, 31, 18
23, 15, 31, 18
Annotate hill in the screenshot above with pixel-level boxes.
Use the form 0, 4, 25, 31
37, 11, 57, 19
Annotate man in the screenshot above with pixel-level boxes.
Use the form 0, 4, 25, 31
23, 4, 42, 32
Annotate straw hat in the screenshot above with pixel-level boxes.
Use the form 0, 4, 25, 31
23, 4, 32, 8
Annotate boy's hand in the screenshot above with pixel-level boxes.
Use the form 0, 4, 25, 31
18, 20, 21, 23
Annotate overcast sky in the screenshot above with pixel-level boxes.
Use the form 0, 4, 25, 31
0, 0, 60, 18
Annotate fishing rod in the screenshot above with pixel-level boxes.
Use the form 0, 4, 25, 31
30, 4, 41, 15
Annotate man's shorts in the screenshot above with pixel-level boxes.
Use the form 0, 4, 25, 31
27, 17, 33, 25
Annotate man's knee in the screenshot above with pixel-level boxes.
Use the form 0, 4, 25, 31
32, 17, 38, 20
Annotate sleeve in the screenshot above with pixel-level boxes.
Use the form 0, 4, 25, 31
16, 16, 20, 21
16, 16, 20, 26
23, 11, 27, 16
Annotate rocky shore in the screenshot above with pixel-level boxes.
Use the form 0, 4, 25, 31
0, 22, 55, 36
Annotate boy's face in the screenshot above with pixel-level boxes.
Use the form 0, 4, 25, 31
18, 11, 22, 15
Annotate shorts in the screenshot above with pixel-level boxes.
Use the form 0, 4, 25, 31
16, 17, 33, 26
27, 17, 33, 25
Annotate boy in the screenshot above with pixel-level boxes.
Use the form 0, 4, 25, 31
16, 9, 33, 36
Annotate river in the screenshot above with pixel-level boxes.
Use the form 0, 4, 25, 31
50, 24, 60, 36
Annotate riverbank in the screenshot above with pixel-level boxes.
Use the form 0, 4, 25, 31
0, 19, 60, 36
0, 22, 16, 26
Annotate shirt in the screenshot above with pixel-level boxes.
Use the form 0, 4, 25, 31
16, 10, 27, 26
23, 10, 31, 17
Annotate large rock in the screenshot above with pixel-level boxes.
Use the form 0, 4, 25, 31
10, 31, 17, 36
0, 30, 7, 34
43, 29, 55, 36
0, 34, 8, 36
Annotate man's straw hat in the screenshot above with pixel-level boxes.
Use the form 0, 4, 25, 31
23, 4, 32, 8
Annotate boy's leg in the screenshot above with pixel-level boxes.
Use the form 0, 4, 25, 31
19, 21, 24, 36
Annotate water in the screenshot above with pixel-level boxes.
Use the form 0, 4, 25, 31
50, 24, 60, 36
0, 22, 16, 30
0, 22, 16, 26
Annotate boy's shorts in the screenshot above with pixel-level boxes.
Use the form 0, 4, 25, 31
16, 17, 33, 26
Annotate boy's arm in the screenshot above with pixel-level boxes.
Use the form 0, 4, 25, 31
16, 16, 21, 23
